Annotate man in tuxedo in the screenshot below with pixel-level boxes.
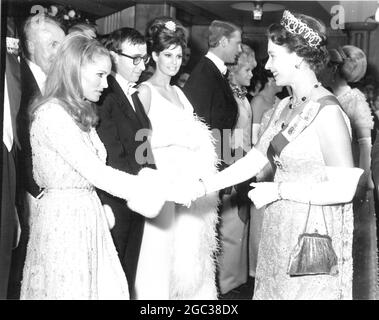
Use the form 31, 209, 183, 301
1, 51, 21, 299
96, 28, 155, 299
8, 14, 65, 298
183, 20, 242, 169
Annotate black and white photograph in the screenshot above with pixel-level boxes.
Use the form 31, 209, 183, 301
1, 0, 379, 305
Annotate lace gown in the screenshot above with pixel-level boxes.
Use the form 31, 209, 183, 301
253, 97, 354, 300
134, 82, 219, 300
21, 101, 130, 299
337, 88, 377, 300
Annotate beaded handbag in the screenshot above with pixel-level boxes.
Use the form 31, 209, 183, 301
287, 203, 339, 277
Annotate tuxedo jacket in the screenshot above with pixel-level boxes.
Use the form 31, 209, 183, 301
183, 57, 238, 167
0, 53, 20, 298
16, 58, 42, 198
95, 74, 155, 296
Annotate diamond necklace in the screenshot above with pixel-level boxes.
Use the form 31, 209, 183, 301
281, 82, 321, 129
288, 82, 321, 109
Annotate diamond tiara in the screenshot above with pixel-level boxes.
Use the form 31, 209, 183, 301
280, 10, 322, 48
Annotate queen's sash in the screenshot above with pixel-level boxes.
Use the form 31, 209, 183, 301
267, 95, 341, 171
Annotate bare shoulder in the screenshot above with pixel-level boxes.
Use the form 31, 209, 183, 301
136, 82, 152, 113
137, 82, 151, 95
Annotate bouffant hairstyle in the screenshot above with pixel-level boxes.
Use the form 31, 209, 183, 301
30, 33, 110, 131
208, 20, 241, 48
145, 17, 187, 55
267, 12, 328, 73
228, 44, 255, 74
328, 45, 367, 83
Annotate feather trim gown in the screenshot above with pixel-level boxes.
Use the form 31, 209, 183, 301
134, 83, 219, 300
337, 88, 378, 300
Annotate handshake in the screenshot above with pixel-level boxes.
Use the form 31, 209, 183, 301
126, 168, 207, 218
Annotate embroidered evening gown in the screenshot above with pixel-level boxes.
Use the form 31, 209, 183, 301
337, 88, 378, 300
134, 82, 219, 300
253, 97, 354, 300
20, 101, 130, 299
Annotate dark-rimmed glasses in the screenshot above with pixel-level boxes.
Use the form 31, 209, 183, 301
116, 51, 150, 65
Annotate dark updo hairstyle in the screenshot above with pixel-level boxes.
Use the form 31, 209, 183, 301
328, 45, 367, 83
145, 16, 187, 57
267, 12, 328, 74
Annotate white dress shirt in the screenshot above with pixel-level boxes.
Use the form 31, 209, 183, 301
205, 51, 227, 75
113, 72, 137, 111
3, 77, 13, 151
27, 59, 46, 94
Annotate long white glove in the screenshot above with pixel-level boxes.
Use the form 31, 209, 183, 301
201, 147, 269, 195
126, 167, 166, 218
248, 166, 363, 209
127, 167, 200, 218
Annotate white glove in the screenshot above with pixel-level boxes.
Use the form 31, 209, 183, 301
127, 167, 166, 218
248, 182, 279, 209
164, 175, 203, 207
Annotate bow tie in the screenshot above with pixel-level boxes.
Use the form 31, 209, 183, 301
126, 82, 137, 96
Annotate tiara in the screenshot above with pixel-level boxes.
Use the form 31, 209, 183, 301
280, 10, 322, 48
165, 21, 176, 32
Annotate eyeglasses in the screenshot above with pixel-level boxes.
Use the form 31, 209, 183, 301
116, 51, 150, 65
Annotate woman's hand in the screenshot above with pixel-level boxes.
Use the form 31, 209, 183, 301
248, 182, 280, 209
127, 168, 166, 218
165, 176, 203, 207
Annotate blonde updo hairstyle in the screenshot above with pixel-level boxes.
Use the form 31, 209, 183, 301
328, 45, 367, 83
228, 44, 255, 76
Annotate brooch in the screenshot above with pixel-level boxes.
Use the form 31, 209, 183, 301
273, 155, 284, 170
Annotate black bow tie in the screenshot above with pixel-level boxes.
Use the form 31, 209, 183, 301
223, 70, 230, 79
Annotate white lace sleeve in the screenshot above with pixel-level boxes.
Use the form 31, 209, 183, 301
345, 89, 374, 130
33, 103, 140, 201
